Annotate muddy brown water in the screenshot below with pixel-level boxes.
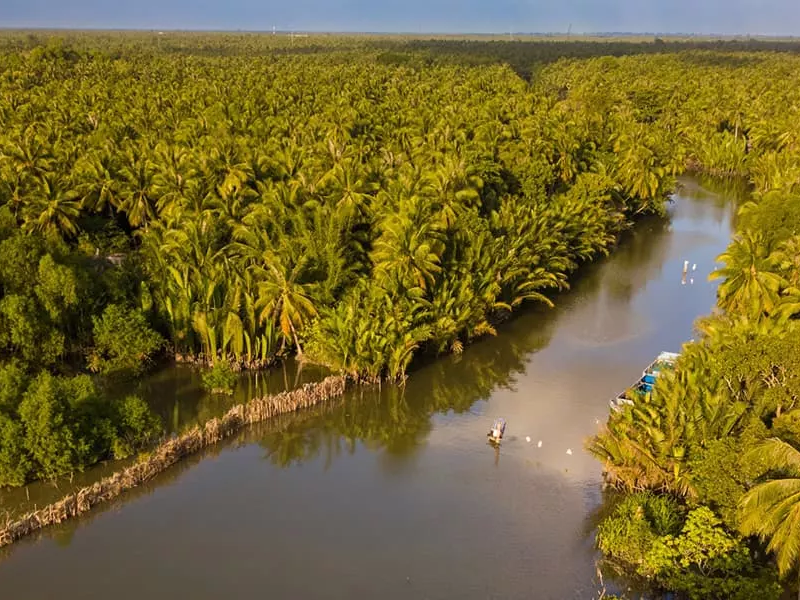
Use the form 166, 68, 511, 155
0, 176, 742, 599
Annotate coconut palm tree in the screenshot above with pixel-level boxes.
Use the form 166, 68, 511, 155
739, 438, 800, 599
24, 174, 81, 238
76, 149, 121, 214
118, 150, 157, 228
371, 207, 444, 294
252, 256, 318, 356
710, 231, 787, 319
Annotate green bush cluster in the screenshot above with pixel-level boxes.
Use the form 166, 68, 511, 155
201, 361, 237, 395
598, 494, 782, 600
0, 364, 162, 487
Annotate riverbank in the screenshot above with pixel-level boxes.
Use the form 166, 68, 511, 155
0, 176, 736, 599
0, 375, 347, 548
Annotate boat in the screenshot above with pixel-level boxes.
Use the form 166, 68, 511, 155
610, 351, 679, 411
487, 417, 506, 444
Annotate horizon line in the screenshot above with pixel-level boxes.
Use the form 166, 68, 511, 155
0, 27, 796, 39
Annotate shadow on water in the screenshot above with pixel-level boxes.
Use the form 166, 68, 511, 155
675, 173, 749, 225
102, 359, 330, 436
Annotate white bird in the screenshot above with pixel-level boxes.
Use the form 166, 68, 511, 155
566, 448, 573, 455
692, 264, 697, 271
525, 436, 531, 443
537, 440, 542, 448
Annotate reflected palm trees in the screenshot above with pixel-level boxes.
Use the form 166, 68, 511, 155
252, 179, 694, 473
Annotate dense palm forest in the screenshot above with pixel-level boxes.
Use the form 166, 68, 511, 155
0, 35, 692, 379
3, 31, 800, 596
567, 55, 800, 597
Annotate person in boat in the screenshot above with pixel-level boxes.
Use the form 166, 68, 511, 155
488, 418, 506, 442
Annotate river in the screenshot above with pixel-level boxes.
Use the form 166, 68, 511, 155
0, 176, 743, 599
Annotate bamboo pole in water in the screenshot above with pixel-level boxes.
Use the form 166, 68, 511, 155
0, 375, 349, 549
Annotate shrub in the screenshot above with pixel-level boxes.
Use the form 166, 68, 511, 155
111, 395, 163, 459
18, 373, 98, 481
201, 361, 236, 395
0, 413, 31, 487
0, 361, 29, 414
597, 494, 781, 600
643, 507, 781, 600
89, 304, 163, 377
597, 492, 684, 568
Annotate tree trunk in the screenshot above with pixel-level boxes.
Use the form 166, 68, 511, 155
290, 320, 303, 357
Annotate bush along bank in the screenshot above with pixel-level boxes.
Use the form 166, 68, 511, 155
0, 375, 347, 548
574, 55, 800, 600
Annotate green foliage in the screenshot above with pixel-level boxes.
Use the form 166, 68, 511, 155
643, 507, 781, 600
1, 36, 800, 595
0, 413, 31, 487
3, 36, 696, 381
771, 409, 800, 446
688, 422, 770, 528
0, 372, 162, 486
567, 50, 800, 594
0, 360, 30, 414
739, 438, 800, 578
89, 304, 163, 377
201, 361, 237, 395
597, 496, 780, 600
111, 395, 163, 459
597, 493, 684, 568
18, 373, 100, 481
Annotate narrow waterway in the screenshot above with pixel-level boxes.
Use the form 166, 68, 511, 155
0, 176, 742, 599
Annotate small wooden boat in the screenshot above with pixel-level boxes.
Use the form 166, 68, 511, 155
610, 351, 679, 412
487, 417, 506, 444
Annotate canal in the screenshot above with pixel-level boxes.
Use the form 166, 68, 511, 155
0, 176, 742, 599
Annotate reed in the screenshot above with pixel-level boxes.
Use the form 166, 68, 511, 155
0, 375, 348, 549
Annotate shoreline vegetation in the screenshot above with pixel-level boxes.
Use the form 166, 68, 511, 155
0, 31, 686, 491
0, 375, 346, 548
1, 31, 800, 597
567, 55, 800, 599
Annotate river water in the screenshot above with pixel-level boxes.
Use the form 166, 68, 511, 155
0, 176, 742, 599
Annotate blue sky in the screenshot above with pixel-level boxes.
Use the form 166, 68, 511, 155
2, 0, 799, 36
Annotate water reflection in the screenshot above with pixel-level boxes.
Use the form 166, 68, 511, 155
674, 174, 748, 228
0, 360, 328, 519
0, 177, 747, 600
102, 360, 329, 435
252, 211, 677, 474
